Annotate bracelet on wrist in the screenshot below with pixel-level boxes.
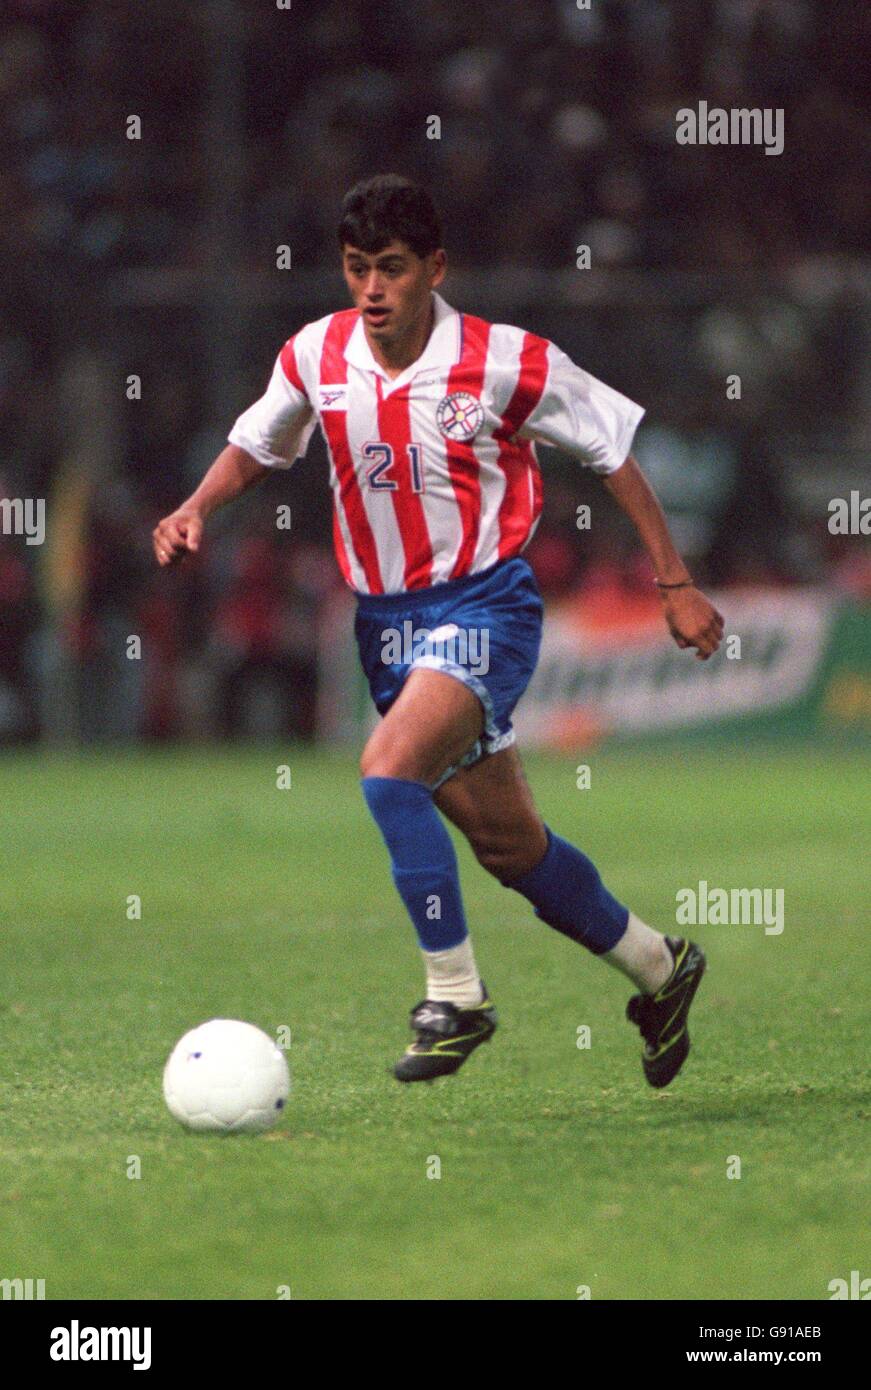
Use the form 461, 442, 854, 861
655, 578, 694, 590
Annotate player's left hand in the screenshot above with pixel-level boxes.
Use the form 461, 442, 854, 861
660, 587, 724, 660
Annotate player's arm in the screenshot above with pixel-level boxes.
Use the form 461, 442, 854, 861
516, 339, 724, 660
152, 445, 268, 567
603, 454, 724, 660
152, 336, 315, 568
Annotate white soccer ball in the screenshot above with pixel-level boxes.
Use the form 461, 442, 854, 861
163, 1019, 290, 1133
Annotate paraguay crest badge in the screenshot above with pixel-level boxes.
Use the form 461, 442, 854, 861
436, 391, 485, 442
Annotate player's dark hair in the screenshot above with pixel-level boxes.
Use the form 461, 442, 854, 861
338, 175, 442, 259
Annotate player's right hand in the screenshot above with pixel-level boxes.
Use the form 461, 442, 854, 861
152, 508, 204, 567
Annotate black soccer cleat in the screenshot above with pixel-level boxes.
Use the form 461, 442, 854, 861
626, 937, 706, 1088
393, 988, 498, 1083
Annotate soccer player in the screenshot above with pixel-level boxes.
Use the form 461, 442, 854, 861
153, 175, 724, 1087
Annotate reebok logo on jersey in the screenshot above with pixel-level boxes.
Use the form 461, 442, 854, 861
436, 391, 485, 441
318, 385, 348, 410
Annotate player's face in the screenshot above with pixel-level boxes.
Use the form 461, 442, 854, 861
342, 241, 446, 344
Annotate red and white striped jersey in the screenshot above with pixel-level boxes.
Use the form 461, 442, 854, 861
228, 292, 643, 595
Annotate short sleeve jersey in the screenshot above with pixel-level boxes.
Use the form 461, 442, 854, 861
229, 291, 644, 595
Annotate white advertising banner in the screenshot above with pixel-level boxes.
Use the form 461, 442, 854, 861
512, 589, 835, 745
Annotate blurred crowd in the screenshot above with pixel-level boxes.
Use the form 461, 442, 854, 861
4, 0, 867, 276
0, 0, 868, 740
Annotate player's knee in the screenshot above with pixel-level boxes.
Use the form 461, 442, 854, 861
361, 745, 395, 779
360, 739, 420, 782
470, 821, 547, 884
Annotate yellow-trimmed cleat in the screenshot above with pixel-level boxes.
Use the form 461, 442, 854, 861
626, 938, 706, 1088
393, 987, 498, 1083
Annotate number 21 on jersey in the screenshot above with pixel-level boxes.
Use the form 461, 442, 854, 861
363, 442, 425, 494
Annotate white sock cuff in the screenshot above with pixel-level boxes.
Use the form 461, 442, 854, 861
423, 937, 483, 1007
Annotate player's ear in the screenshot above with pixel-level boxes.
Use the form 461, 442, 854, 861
430, 248, 447, 288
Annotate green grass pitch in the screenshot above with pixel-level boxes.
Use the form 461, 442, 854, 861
0, 743, 867, 1300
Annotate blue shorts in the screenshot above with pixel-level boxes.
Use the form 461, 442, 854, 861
354, 557, 544, 787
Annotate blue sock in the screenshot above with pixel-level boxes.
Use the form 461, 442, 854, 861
506, 826, 628, 954
361, 776, 468, 951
